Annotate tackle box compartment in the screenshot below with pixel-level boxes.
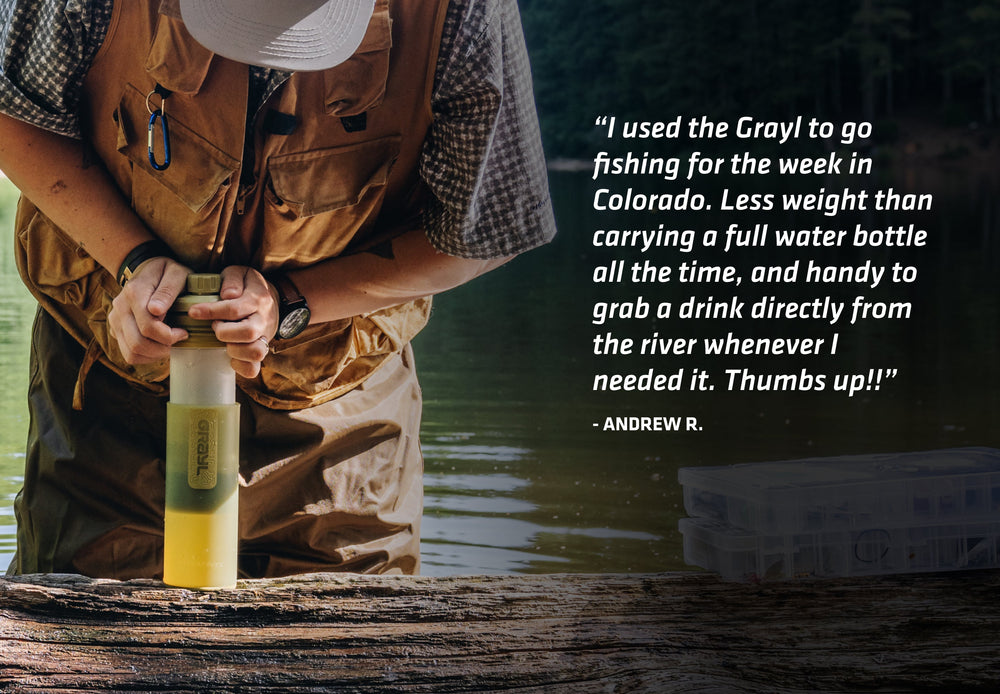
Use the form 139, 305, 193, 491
678, 447, 1000, 535
679, 515, 1000, 581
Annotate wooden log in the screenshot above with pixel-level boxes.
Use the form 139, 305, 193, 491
2, 570, 1000, 692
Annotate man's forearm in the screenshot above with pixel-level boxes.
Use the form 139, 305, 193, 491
0, 113, 154, 275
290, 228, 512, 324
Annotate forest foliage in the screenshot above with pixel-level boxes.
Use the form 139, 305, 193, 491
518, 0, 1000, 158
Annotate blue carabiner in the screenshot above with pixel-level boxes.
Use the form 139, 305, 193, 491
148, 108, 171, 171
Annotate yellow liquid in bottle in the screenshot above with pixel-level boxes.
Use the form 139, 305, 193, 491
163, 402, 240, 589
163, 492, 238, 589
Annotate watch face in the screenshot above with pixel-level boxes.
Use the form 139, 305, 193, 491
278, 307, 311, 339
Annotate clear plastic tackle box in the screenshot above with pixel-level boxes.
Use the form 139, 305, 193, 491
677, 447, 1000, 580
679, 515, 1000, 581
678, 447, 1000, 535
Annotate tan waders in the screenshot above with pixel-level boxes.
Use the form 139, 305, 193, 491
9, 309, 423, 579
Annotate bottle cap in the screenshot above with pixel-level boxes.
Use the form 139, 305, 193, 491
185, 273, 222, 295
169, 273, 224, 348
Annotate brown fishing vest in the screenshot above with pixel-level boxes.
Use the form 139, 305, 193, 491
15, 0, 449, 410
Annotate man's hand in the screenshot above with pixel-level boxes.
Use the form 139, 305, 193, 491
187, 266, 280, 379
109, 257, 191, 363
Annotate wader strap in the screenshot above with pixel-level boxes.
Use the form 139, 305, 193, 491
72, 339, 104, 411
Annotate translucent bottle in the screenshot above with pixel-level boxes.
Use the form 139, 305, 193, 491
163, 273, 240, 589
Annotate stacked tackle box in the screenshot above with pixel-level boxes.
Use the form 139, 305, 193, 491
677, 447, 1000, 580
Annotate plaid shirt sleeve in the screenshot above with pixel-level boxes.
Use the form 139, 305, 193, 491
421, 0, 557, 259
0, 0, 111, 138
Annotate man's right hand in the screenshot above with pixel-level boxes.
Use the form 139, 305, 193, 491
109, 257, 191, 363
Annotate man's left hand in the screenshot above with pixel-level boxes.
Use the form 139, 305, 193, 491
187, 266, 280, 378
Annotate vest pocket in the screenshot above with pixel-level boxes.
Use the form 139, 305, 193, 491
260, 135, 401, 267
115, 83, 240, 267
251, 297, 431, 410
144, 10, 214, 96
324, 0, 392, 116
15, 200, 171, 388
116, 84, 239, 212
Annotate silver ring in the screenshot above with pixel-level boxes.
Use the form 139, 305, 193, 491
258, 335, 269, 347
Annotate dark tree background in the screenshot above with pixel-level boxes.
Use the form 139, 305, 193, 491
519, 0, 1000, 158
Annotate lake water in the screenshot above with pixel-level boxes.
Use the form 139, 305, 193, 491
2, 165, 999, 576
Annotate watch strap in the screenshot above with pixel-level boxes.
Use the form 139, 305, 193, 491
117, 239, 175, 286
270, 272, 305, 306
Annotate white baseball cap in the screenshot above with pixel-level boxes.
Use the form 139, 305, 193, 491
178, 0, 376, 72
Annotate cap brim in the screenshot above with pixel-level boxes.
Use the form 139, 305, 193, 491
179, 0, 375, 71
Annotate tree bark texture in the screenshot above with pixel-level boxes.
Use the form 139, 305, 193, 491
2, 570, 1000, 692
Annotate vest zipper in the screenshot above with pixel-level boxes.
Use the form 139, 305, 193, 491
236, 182, 251, 216
236, 116, 257, 216
235, 68, 290, 216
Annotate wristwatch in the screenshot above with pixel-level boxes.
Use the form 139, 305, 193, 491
269, 273, 311, 340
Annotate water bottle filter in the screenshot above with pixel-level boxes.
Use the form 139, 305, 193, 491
677, 447, 1000, 581
163, 274, 240, 590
